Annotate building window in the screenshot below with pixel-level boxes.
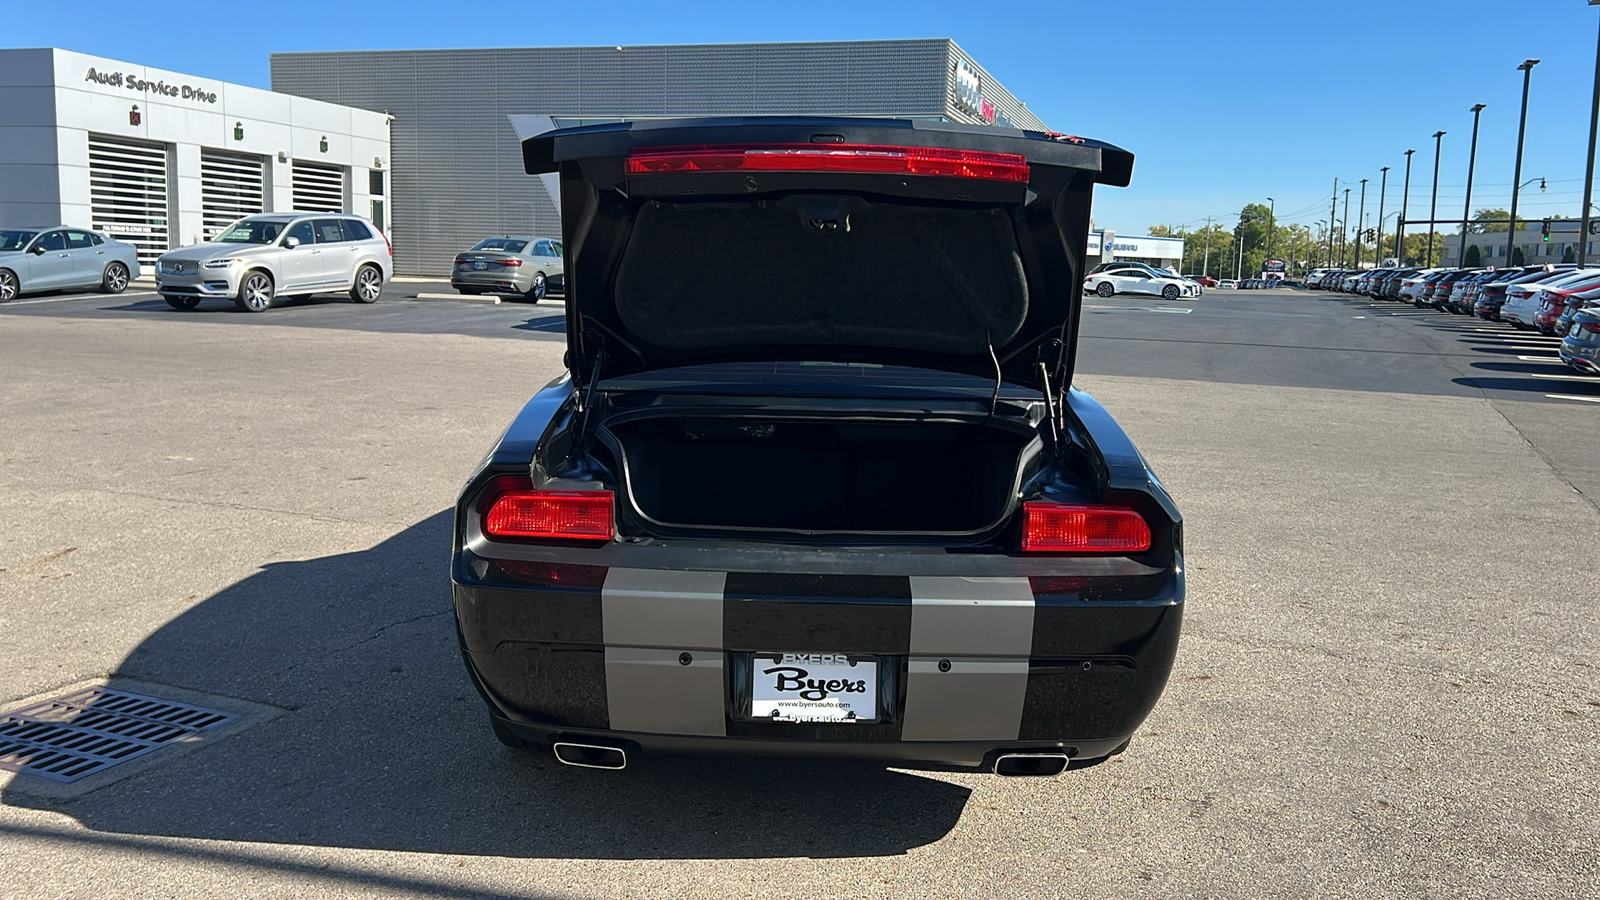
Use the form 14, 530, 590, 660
369, 170, 384, 197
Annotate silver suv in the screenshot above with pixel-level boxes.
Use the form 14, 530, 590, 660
155, 214, 391, 312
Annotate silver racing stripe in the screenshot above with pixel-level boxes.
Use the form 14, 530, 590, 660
601, 568, 727, 736
901, 576, 1034, 742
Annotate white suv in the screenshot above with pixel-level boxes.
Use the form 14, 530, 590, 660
155, 214, 392, 312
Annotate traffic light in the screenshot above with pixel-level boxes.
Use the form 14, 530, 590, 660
1542, 219, 1551, 242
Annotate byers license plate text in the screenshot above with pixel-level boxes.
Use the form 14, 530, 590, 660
752, 653, 877, 723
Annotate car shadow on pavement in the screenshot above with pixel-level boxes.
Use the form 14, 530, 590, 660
2, 511, 970, 860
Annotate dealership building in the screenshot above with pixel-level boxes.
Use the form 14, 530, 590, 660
0, 48, 391, 267
269, 40, 1051, 276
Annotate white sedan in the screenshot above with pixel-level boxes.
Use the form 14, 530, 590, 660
1084, 261, 1199, 300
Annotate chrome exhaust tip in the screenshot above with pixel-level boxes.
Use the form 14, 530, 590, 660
552, 741, 628, 770
993, 752, 1069, 777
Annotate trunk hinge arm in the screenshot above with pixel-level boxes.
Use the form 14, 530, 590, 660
980, 331, 1002, 426
1035, 338, 1068, 454
572, 347, 605, 453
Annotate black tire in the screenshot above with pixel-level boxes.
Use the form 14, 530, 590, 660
524, 271, 547, 302
235, 270, 275, 312
0, 268, 17, 303
1162, 284, 1181, 301
163, 295, 200, 311
490, 715, 536, 751
457, 288, 483, 296
350, 264, 383, 303
100, 261, 130, 294
1095, 281, 1114, 298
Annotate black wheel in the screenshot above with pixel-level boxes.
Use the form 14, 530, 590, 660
490, 715, 536, 751
0, 269, 17, 303
457, 288, 483, 296
100, 262, 130, 294
524, 271, 547, 302
350, 264, 383, 303
1162, 284, 1181, 301
1095, 281, 1114, 298
235, 270, 275, 312
163, 295, 200, 311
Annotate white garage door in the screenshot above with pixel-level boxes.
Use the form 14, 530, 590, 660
200, 149, 266, 239
88, 134, 170, 265
291, 161, 345, 213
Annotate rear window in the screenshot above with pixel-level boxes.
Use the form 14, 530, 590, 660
472, 238, 527, 253
340, 219, 374, 242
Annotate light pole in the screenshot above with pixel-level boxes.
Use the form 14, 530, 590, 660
1398, 149, 1415, 263
1329, 178, 1339, 266
1506, 59, 1539, 266
1355, 179, 1368, 268
1342, 188, 1351, 266
1376, 167, 1390, 265
1581, 2, 1600, 266
1316, 220, 1328, 266
1202, 215, 1213, 277
1427, 130, 1445, 266
1459, 103, 1486, 266
1266, 197, 1276, 261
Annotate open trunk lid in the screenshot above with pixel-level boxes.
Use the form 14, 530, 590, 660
521, 117, 1133, 389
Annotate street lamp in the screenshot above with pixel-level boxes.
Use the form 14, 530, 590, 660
1459, 103, 1486, 267
1398, 149, 1415, 263
1428, 130, 1445, 266
1329, 178, 1339, 267
1316, 219, 1328, 266
1342, 187, 1352, 266
1266, 197, 1276, 260
1582, 2, 1600, 266
1376, 166, 1390, 264
1356, 179, 1368, 268
1506, 59, 1539, 266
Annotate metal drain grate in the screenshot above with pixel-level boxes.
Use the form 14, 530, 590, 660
0, 687, 233, 783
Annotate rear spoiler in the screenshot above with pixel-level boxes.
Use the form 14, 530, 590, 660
521, 116, 1134, 188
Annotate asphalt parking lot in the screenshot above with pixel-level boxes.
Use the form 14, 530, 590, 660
1, 283, 1596, 897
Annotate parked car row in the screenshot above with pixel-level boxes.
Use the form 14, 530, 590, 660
1313, 263, 1600, 375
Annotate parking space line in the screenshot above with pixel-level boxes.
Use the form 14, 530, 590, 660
4, 291, 158, 307
1517, 355, 1563, 362
1544, 393, 1600, 403
1527, 372, 1598, 382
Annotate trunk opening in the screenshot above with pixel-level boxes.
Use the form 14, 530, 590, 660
603, 414, 1038, 535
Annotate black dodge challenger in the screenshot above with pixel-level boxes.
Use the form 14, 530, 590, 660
451, 117, 1184, 776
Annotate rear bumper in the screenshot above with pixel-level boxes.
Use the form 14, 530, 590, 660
1559, 341, 1600, 372
452, 555, 1184, 766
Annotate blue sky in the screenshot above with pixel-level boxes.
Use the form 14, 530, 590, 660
11, 0, 1600, 235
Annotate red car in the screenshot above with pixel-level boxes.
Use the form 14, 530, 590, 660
1536, 286, 1593, 335
1192, 275, 1218, 287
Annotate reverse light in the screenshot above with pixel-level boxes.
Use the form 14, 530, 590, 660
1020, 502, 1151, 554
626, 144, 1030, 183
485, 489, 614, 541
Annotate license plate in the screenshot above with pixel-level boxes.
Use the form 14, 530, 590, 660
751, 653, 877, 723
473, 261, 487, 270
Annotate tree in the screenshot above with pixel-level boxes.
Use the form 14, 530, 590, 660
1146, 224, 1179, 238
1465, 244, 1481, 266
1468, 209, 1524, 234
1400, 231, 1448, 267
1512, 246, 1525, 266
1564, 245, 1576, 263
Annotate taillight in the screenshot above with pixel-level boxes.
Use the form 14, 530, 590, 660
453, 256, 469, 265
1581, 321, 1600, 334
484, 487, 614, 541
1020, 502, 1151, 553
380, 230, 392, 256
494, 258, 523, 267
626, 144, 1030, 183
